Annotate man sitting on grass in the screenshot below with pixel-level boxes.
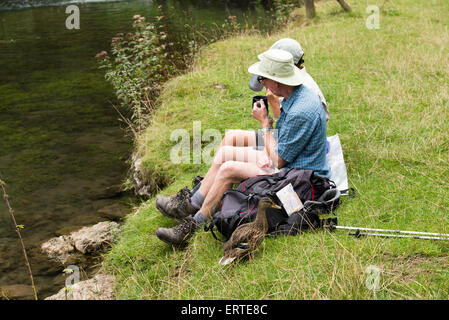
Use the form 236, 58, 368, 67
222, 38, 329, 152
155, 49, 330, 248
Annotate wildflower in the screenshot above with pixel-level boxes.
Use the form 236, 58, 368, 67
133, 14, 141, 20
111, 37, 123, 44
95, 50, 107, 59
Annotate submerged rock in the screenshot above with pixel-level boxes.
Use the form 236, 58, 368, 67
45, 274, 115, 300
89, 184, 127, 200
41, 221, 120, 262
97, 203, 129, 221
0, 284, 36, 300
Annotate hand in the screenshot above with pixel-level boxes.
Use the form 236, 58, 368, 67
266, 88, 276, 100
256, 152, 272, 169
251, 99, 269, 125
266, 88, 281, 119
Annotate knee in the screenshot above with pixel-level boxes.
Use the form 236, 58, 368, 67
213, 146, 233, 165
215, 161, 238, 181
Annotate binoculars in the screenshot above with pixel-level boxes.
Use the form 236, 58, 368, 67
252, 95, 269, 113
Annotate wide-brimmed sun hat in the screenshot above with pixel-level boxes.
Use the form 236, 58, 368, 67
249, 38, 305, 91
248, 49, 305, 87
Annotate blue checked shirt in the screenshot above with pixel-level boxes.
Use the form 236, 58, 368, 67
274, 85, 330, 178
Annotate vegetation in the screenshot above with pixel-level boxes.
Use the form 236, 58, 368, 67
102, 0, 449, 299
96, 15, 175, 132
96, 9, 286, 135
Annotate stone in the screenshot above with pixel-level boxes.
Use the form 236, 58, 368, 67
54, 225, 83, 237
214, 84, 226, 90
70, 221, 119, 254
45, 274, 115, 300
41, 235, 75, 263
97, 203, 129, 221
0, 284, 36, 300
41, 221, 120, 261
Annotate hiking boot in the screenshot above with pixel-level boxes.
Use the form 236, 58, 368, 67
155, 216, 199, 247
156, 187, 197, 221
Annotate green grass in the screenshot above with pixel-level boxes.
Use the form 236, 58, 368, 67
102, 0, 449, 299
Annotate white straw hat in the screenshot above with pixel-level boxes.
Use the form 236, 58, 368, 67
249, 38, 305, 91
248, 49, 305, 87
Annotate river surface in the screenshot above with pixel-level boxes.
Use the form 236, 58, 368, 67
0, 0, 275, 299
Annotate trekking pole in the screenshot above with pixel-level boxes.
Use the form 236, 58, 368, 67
323, 220, 449, 241
335, 226, 449, 238
342, 228, 449, 241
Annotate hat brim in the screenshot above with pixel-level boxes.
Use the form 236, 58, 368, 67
248, 62, 305, 87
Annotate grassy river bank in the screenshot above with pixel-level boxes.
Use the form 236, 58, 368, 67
102, 0, 449, 299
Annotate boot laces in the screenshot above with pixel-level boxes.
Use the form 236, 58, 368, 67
173, 219, 194, 235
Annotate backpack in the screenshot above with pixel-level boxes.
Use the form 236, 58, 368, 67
204, 168, 340, 241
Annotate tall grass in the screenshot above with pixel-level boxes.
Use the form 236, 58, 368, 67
103, 0, 449, 299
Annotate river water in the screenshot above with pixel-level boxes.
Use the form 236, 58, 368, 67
0, 0, 275, 299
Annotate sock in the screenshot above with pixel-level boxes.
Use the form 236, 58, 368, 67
190, 190, 205, 210
193, 210, 208, 226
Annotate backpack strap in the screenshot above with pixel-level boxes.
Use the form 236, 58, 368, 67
303, 188, 341, 215
239, 175, 279, 193
340, 187, 356, 199
204, 220, 225, 242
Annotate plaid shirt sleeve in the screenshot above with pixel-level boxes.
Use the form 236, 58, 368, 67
275, 111, 318, 163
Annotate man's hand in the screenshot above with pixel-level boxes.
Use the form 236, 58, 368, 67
266, 88, 281, 119
251, 99, 270, 127
256, 151, 272, 169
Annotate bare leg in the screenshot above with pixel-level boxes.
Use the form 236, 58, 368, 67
220, 129, 257, 147
198, 146, 268, 198
200, 161, 274, 218
196, 130, 257, 197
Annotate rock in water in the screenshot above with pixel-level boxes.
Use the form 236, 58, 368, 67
41, 235, 75, 263
45, 274, 115, 300
41, 221, 120, 261
97, 203, 129, 221
70, 221, 119, 254
0, 285, 36, 300
89, 184, 126, 200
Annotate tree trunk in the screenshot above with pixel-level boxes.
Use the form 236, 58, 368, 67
261, 0, 275, 10
336, 0, 352, 12
304, 0, 316, 19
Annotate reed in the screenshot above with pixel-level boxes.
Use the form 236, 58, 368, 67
0, 175, 38, 300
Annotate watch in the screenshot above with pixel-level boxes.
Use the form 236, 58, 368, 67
260, 127, 273, 134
